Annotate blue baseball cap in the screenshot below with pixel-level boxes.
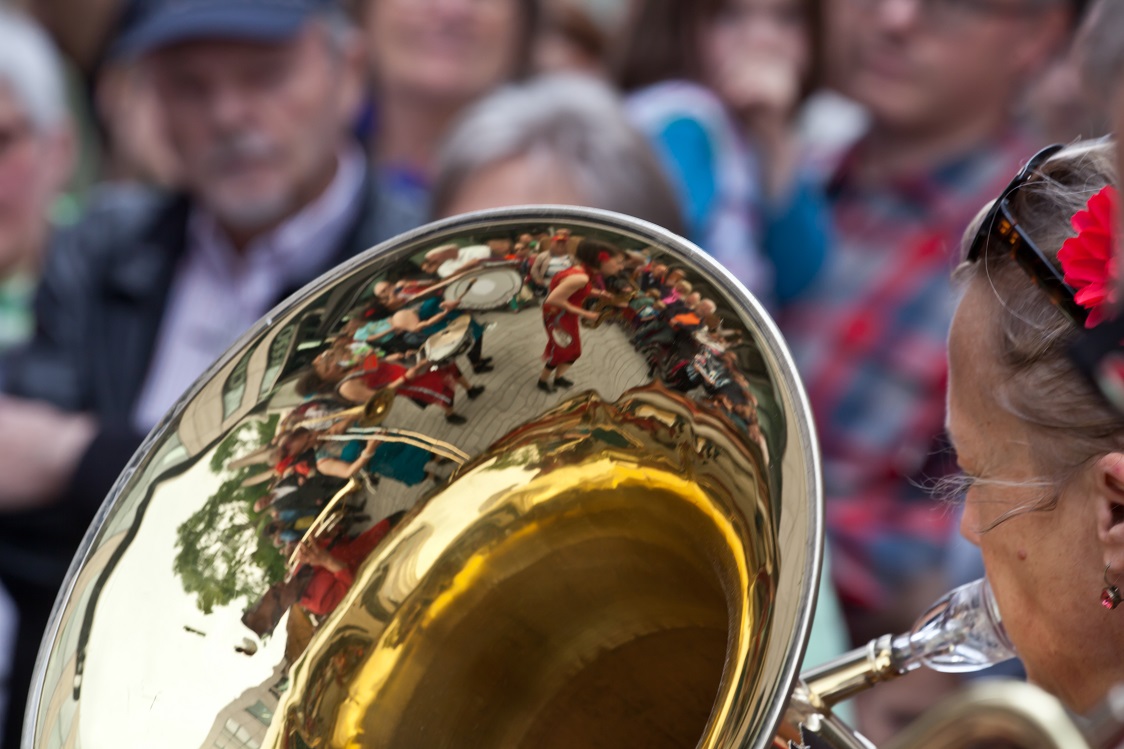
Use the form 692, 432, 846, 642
111, 0, 339, 59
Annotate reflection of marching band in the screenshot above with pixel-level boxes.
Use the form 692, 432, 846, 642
238, 249, 530, 652
238, 228, 771, 663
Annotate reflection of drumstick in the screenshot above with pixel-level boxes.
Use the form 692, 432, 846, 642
399, 261, 518, 302
453, 278, 477, 303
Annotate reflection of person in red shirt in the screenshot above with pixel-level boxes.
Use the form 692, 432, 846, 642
294, 515, 400, 618
538, 240, 624, 392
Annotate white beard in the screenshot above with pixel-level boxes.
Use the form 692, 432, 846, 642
206, 188, 295, 232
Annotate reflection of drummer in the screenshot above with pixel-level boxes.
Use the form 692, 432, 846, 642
392, 296, 492, 374
537, 240, 624, 393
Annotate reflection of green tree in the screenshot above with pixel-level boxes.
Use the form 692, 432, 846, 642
173, 415, 284, 614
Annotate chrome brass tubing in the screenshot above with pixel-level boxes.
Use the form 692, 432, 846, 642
799, 634, 904, 709
780, 681, 877, 749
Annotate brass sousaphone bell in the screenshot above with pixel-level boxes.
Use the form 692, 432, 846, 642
21, 207, 1117, 749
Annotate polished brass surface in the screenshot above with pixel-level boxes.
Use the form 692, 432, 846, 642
24, 206, 1119, 749
777, 683, 874, 749
800, 635, 900, 710
273, 390, 768, 749
783, 677, 1100, 749
883, 681, 1092, 749
26, 207, 821, 749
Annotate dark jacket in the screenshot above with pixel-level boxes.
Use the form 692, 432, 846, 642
4, 171, 419, 541
0, 169, 421, 749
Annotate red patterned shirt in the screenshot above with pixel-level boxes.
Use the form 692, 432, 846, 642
780, 130, 1040, 613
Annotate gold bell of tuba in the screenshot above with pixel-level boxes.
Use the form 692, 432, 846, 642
20, 207, 1121, 749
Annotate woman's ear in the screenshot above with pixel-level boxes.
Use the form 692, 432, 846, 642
1094, 453, 1124, 574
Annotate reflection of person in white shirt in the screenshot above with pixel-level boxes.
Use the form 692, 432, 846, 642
424, 243, 493, 279
542, 252, 573, 281
529, 229, 573, 292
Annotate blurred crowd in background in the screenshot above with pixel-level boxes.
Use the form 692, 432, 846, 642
0, 0, 1121, 745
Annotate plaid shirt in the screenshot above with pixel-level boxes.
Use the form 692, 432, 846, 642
781, 130, 1037, 612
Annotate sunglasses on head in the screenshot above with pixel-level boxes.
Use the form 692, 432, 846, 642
965, 142, 1089, 327
970, 142, 1124, 413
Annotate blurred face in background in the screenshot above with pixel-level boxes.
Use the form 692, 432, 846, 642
699, 0, 811, 111
532, 3, 610, 77
365, 0, 525, 106
829, 0, 1068, 135
0, 82, 71, 276
147, 22, 363, 233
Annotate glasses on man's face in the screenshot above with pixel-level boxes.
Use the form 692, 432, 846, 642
965, 143, 1088, 327
850, 0, 1039, 29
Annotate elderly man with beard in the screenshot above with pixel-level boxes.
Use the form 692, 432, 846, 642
0, 2, 422, 745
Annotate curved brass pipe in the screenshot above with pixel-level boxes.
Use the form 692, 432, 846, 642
884, 681, 1091, 749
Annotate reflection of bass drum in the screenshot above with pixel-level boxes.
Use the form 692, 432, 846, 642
444, 265, 523, 310
422, 314, 473, 364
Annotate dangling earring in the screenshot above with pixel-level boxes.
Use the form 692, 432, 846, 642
1102, 564, 1122, 610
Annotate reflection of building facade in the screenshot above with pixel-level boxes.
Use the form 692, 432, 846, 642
177, 317, 301, 457
201, 664, 285, 749
178, 271, 373, 457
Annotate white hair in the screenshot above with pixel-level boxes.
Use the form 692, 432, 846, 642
0, 8, 68, 133
432, 73, 683, 233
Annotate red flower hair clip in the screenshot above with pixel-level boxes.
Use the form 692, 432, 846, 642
1058, 185, 1119, 329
